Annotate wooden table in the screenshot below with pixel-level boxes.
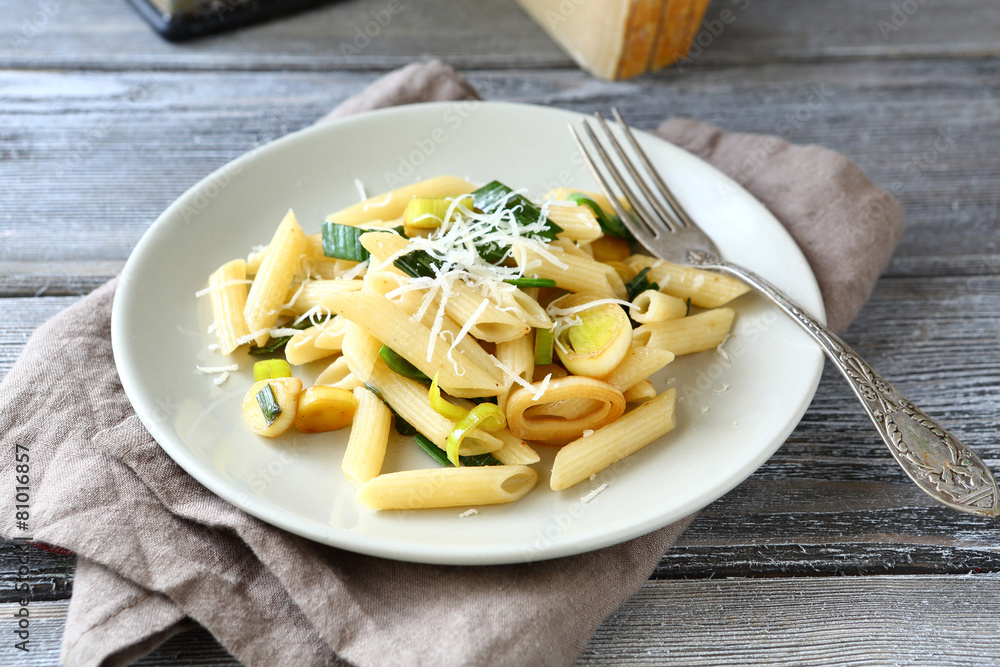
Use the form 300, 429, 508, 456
2, 0, 999, 664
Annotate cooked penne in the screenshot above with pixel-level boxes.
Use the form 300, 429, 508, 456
630, 290, 689, 323
512, 241, 626, 299
319, 288, 503, 397
550, 389, 677, 491
623, 380, 656, 403
284, 317, 349, 365
543, 201, 603, 242
208, 258, 251, 356
326, 175, 475, 227
357, 465, 538, 510
342, 386, 393, 489
600, 345, 675, 393
624, 254, 750, 308
633, 307, 735, 356
368, 361, 502, 456
314, 356, 352, 386
284, 279, 364, 315
341, 321, 382, 383
244, 210, 307, 346
490, 429, 541, 466
495, 333, 535, 413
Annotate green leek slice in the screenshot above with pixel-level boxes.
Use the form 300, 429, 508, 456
445, 403, 506, 467
429, 372, 466, 421
253, 359, 292, 382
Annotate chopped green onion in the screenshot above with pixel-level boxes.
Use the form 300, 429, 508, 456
446, 403, 506, 467
363, 382, 382, 399
253, 359, 292, 382
568, 193, 633, 240
472, 181, 563, 263
249, 316, 326, 356
414, 433, 503, 468
504, 277, 557, 288
255, 383, 282, 426
534, 327, 555, 365
393, 249, 442, 279
321, 221, 370, 262
429, 373, 466, 421
625, 266, 659, 301
378, 345, 429, 382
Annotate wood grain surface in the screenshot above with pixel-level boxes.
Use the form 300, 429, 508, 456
2, 0, 999, 664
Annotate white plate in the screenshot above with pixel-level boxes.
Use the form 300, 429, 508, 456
112, 101, 824, 565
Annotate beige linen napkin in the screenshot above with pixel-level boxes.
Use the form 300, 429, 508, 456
0, 60, 903, 667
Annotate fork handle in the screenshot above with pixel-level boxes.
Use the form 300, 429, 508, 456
699, 256, 999, 516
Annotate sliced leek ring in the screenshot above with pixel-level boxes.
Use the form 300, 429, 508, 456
242, 377, 303, 437
550, 293, 632, 377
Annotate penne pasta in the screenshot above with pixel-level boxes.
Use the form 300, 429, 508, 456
625, 254, 750, 308
368, 361, 502, 456
357, 465, 538, 510
326, 175, 476, 227
600, 345, 675, 393
630, 290, 689, 323
207, 258, 251, 356
543, 201, 603, 242
490, 429, 541, 466
550, 389, 677, 491
283, 279, 364, 315
321, 288, 504, 397
342, 386, 393, 489
633, 307, 734, 356
512, 241, 626, 299
284, 317, 349, 365
244, 210, 307, 346
341, 321, 382, 383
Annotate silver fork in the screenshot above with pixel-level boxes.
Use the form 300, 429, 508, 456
570, 109, 999, 517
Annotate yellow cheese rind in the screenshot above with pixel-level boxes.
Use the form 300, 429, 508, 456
514, 0, 711, 80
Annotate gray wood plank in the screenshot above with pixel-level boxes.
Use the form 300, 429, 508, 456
2, 0, 998, 71
1, 60, 998, 296
9, 575, 1000, 666
578, 574, 1000, 666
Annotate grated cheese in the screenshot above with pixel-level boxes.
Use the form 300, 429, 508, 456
458, 509, 479, 518
580, 484, 608, 503
196, 364, 239, 374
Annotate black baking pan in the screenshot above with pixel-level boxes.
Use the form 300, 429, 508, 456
127, 0, 337, 41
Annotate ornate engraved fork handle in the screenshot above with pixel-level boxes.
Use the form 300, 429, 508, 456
693, 252, 1000, 516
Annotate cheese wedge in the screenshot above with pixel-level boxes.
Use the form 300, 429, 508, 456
514, 0, 709, 80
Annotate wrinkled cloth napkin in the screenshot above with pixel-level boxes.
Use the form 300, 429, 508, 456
0, 60, 904, 667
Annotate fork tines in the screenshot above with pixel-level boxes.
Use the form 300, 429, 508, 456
569, 109, 693, 239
